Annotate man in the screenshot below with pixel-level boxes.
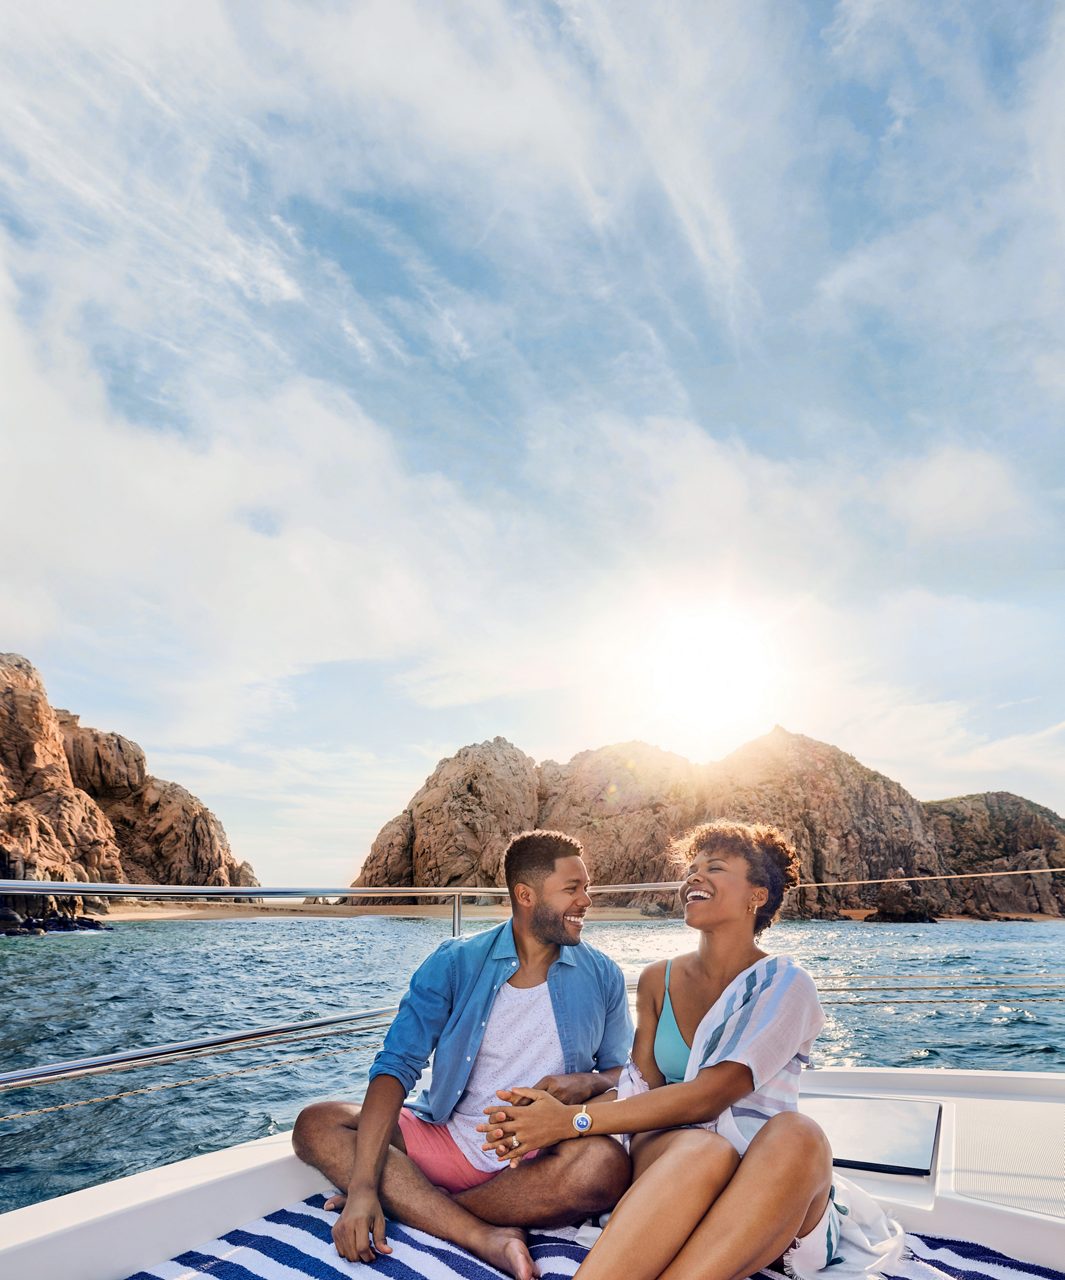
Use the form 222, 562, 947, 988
292, 830, 633, 1280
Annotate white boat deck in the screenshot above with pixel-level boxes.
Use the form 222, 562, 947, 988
1, 1067, 1062, 1280
797, 1065, 1064, 1264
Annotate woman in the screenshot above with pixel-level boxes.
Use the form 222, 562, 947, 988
479, 821, 903, 1280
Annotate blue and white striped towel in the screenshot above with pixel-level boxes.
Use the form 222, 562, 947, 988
127, 1194, 1065, 1280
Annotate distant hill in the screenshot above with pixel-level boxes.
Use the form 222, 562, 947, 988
0, 654, 258, 910
352, 729, 1065, 919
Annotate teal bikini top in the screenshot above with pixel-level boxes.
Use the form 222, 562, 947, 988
653, 959, 691, 1085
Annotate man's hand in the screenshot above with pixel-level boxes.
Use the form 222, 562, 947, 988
531, 1071, 612, 1104
330, 1186, 392, 1264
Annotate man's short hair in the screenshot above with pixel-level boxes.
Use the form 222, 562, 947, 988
503, 829, 584, 897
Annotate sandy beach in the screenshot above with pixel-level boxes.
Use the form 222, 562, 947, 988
99, 901, 1061, 924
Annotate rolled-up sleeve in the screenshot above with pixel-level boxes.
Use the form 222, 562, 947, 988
595, 962, 634, 1070
368, 944, 455, 1095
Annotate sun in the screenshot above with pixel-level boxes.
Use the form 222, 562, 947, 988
591, 596, 783, 761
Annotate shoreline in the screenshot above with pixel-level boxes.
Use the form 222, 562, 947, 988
101, 900, 652, 922
97, 901, 1063, 924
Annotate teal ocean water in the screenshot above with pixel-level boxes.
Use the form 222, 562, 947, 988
1, 916, 1063, 1214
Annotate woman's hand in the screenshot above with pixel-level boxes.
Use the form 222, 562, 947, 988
478, 1087, 575, 1164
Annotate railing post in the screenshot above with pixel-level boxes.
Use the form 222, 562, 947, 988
452, 893, 462, 937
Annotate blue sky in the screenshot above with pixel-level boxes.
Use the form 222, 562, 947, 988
2, 1, 1064, 885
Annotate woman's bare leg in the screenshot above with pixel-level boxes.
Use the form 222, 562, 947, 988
574, 1129, 740, 1280
660, 1112, 833, 1280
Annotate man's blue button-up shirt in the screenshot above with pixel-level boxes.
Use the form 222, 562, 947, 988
368, 920, 633, 1124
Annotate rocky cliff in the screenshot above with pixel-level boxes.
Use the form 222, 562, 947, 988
923, 792, 1065, 917
353, 728, 1065, 919
704, 730, 950, 916
0, 654, 257, 909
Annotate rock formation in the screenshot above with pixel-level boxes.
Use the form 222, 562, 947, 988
0, 655, 125, 910
537, 742, 703, 896
704, 729, 950, 917
348, 739, 538, 904
924, 793, 1065, 917
353, 727, 1065, 919
407, 739, 539, 888
0, 654, 257, 911
864, 871, 939, 924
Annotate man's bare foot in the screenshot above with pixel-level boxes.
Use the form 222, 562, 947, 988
481, 1226, 539, 1280
323, 1195, 535, 1278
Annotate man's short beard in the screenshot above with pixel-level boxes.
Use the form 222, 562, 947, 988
530, 901, 578, 947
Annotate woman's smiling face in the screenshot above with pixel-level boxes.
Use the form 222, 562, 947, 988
681, 849, 764, 925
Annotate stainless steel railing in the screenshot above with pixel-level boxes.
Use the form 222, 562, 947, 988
0, 878, 684, 941
0, 1007, 398, 1093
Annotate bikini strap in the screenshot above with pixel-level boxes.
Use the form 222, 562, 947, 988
664, 957, 672, 992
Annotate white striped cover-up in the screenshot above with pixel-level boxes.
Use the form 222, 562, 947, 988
681, 953, 822, 1155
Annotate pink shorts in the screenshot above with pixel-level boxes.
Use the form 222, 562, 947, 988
397, 1108, 500, 1194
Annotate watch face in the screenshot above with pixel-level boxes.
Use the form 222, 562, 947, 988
573, 1112, 593, 1133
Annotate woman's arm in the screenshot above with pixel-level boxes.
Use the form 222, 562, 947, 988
481, 1059, 755, 1160
631, 962, 667, 1089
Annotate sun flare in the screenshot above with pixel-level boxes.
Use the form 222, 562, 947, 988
587, 596, 785, 761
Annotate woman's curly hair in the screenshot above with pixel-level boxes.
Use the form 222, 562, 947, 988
670, 820, 801, 936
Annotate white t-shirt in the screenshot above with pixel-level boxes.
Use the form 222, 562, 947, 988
446, 980, 565, 1172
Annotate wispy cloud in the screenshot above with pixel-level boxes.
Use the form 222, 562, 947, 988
880, 446, 1042, 545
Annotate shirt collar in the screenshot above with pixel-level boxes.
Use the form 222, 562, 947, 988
490, 918, 578, 965
490, 920, 518, 960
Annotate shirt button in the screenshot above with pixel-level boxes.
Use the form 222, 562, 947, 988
466, 1056, 471, 1061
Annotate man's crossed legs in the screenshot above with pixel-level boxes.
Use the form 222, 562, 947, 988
292, 1099, 630, 1279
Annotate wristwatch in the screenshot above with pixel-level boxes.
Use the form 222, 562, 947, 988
572, 1104, 593, 1136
